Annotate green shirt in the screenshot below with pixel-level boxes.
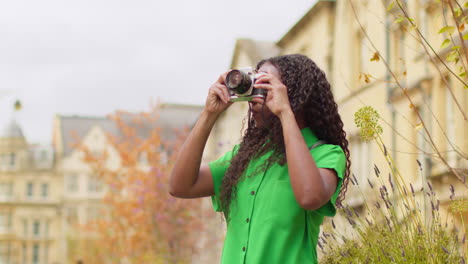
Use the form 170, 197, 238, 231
209, 127, 346, 264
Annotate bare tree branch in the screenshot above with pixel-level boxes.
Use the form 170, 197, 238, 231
395, 0, 467, 121
349, 0, 467, 186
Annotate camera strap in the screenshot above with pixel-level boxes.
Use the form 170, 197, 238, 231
308, 140, 326, 151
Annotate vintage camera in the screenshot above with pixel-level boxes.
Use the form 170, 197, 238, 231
225, 67, 266, 102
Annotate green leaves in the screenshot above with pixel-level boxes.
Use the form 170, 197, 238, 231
395, 16, 404, 24
446, 50, 459, 63
441, 39, 451, 49
454, 7, 462, 18
460, 66, 468, 78
438, 26, 455, 35
387, 1, 395, 12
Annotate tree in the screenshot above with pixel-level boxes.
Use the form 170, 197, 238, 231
73, 107, 206, 264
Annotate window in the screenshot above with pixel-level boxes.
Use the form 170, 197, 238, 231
23, 219, 28, 237
32, 244, 39, 264
67, 174, 79, 192
0, 183, 12, 200
359, 32, 371, 74
26, 182, 33, 198
418, 0, 429, 40
415, 106, 429, 177
88, 175, 103, 193
22, 243, 27, 264
33, 220, 40, 237
86, 206, 100, 223
445, 78, 456, 167
391, 26, 406, 81
66, 207, 78, 226
0, 242, 11, 264
350, 136, 372, 190
9, 153, 15, 167
0, 212, 11, 233
45, 220, 49, 238
44, 244, 48, 264
40, 150, 48, 162
41, 183, 48, 198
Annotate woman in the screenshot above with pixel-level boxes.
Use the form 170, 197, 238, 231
170, 54, 351, 264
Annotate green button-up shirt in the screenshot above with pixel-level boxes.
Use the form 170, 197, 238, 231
209, 127, 346, 264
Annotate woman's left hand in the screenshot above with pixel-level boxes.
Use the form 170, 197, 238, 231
254, 74, 292, 118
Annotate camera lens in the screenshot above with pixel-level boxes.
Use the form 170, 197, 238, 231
226, 70, 252, 94
226, 70, 242, 88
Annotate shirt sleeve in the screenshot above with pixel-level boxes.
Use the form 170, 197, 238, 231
208, 145, 239, 212
309, 144, 346, 217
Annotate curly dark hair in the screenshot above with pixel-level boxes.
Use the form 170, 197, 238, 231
218, 54, 351, 220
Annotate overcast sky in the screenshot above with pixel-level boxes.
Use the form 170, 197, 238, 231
0, 0, 316, 143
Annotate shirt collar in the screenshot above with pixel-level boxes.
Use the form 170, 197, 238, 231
300, 127, 319, 145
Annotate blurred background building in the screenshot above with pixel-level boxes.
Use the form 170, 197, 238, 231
0, 103, 202, 264
0, 120, 60, 264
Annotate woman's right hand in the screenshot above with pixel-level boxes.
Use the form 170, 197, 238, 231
204, 71, 233, 115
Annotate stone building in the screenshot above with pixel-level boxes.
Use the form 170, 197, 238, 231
0, 120, 61, 264
0, 103, 202, 264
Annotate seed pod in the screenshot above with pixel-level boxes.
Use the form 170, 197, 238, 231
368, 178, 374, 189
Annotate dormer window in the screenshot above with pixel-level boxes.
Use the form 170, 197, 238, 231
0, 153, 15, 169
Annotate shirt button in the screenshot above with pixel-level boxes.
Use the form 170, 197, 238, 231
242, 246, 246, 252
246, 218, 250, 223
250, 191, 255, 195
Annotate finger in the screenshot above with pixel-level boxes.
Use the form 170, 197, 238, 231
213, 88, 227, 104
253, 83, 273, 90
216, 83, 231, 103
254, 74, 272, 84
213, 85, 229, 104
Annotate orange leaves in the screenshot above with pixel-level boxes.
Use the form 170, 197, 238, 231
359, 72, 372, 84
75, 107, 205, 263
370, 52, 380, 62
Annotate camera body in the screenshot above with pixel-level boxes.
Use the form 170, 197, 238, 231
225, 67, 266, 102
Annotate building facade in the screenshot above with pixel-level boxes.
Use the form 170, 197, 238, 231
0, 103, 202, 264
0, 121, 61, 264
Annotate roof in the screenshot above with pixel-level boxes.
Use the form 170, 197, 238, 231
0, 120, 25, 139
230, 39, 281, 68
57, 103, 203, 156
58, 115, 116, 155
277, 0, 335, 48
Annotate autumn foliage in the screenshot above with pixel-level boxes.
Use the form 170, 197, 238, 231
74, 108, 207, 264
